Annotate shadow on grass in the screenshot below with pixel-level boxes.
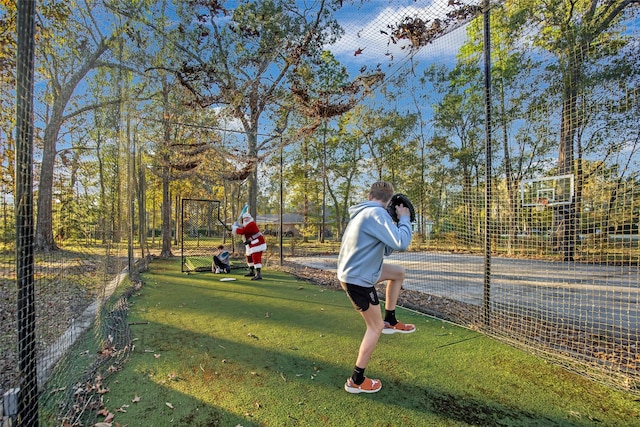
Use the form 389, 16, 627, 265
101, 258, 638, 426
110, 320, 584, 427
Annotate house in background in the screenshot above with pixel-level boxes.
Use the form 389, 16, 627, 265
257, 213, 304, 237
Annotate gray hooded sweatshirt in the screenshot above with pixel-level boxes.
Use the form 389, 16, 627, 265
337, 200, 412, 288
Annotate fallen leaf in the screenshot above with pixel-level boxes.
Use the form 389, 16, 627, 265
166, 402, 174, 409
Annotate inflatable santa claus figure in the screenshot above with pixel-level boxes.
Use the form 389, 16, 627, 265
232, 212, 267, 280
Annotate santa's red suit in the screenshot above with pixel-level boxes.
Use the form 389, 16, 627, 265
232, 212, 267, 280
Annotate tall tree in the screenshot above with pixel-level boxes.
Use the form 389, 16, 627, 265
324, 109, 368, 237
0, 0, 16, 202
32, 0, 144, 251
288, 49, 359, 241
352, 105, 418, 183
0, 1, 68, 235
129, 0, 223, 257
511, 0, 639, 260
458, 5, 555, 252
166, 0, 357, 218
426, 63, 485, 245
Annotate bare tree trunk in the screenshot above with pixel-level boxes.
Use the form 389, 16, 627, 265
160, 81, 173, 258
96, 135, 107, 243
555, 52, 581, 261
160, 168, 172, 257
35, 120, 60, 252
138, 146, 148, 258
247, 125, 259, 218
34, 39, 110, 252
498, 82, 518, 255
463, 169, 474, 247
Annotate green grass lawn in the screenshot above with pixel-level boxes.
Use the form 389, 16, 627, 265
98, 257, 639, 426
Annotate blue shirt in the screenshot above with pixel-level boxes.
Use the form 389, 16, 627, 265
216, 250, 230, 265
337, 200, 412, 287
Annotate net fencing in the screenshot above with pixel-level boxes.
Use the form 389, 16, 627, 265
6, 2, 144, 425
274, 0, 640, 394
180, 198, 246, 273
3, 0, 639, 425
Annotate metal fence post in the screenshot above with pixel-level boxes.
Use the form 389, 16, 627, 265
16, 0, 39, 425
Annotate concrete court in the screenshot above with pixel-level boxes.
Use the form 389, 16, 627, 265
289, 252, 640, 334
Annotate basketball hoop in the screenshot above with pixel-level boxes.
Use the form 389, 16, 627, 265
534, 198, 548, 212
520, 174, 573, 209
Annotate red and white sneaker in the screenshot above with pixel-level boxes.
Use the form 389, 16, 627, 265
344, 377, 382, 394
382, 321, 416, 334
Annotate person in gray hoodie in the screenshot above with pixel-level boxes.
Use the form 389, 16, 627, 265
337, 181, 414, 394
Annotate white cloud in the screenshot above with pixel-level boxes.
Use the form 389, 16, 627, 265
330, 0, 472, 67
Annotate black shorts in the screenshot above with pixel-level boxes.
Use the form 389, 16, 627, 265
340, 282, 379, 312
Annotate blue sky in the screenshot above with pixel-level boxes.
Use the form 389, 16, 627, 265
31, 0, 475, 172
331, 0, 470, 67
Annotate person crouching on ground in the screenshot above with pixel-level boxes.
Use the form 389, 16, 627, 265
337, 181, 415, 394
212, 245, 231, 274
232, 212, 267, 280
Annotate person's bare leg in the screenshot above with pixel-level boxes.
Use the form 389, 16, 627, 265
380, 263, 405, 311
354, 305, 384, 369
